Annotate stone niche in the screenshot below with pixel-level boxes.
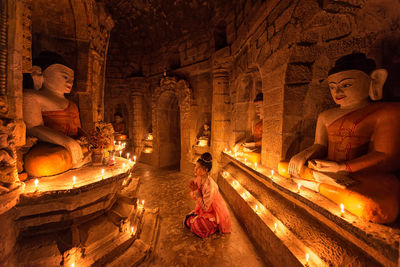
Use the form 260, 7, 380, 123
152, 76, 192, 172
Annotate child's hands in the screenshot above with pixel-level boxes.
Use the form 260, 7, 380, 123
189, 180, 198, 191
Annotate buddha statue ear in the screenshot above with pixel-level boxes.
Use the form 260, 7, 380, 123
369, 68, 388, 101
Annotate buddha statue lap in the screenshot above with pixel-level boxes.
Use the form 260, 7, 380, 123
23, 51, 90, 177
279, 53, 400, 224
234, 92, 263, 164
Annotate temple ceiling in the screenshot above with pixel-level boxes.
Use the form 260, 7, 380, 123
99, 0, 232, 53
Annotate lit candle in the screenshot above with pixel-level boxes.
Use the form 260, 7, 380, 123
122, 179, 126, 186
127, 153, 130, 159
274, 222, 277, 233
224, 148, 227, 152
271, 170, 274, 178
234, 152, 238, 157
297, 183, 301, 193
113, 141, 116, 145
133, 155, 137, 162
34, 179, 39, 192
119, 151, 122, 157
101, 169, 105, 179
141, 200, 145, 206
229, 150, 232, 154
340, 203, 345, 217
241, 193, 246, 199
122, 163, 126, 170
131, 226, 134, 235
255, 204, 259, 213
244, 158, 247, 164
71, 263, 75, 267
305, 253, 310, 266
254, 162, 258, 170
72, 176, 76, 188
118, 141, 121, 145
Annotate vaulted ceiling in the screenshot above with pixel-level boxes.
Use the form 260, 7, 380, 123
100, 0, 232, 54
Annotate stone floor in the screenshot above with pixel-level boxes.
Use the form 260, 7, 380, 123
133, 163, 266, 267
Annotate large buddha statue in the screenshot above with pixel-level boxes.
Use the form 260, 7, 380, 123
23, 51, 89, 177
281, 53, 400, 224
235, 92, 263, 164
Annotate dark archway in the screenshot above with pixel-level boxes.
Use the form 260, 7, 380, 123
157, 91, 181, 169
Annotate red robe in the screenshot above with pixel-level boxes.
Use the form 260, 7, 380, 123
186, 176, 231, 238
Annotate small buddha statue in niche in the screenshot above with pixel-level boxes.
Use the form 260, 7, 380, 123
113, 112, 126, 134
23, 51, 90, 177
196, 123, 211, 147
234, 92, 263, 163
283, 53, 400, 224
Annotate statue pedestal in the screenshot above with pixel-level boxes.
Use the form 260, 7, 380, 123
218, 152, 400, 266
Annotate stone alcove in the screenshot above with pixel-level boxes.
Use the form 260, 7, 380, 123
152, 76, 191, 171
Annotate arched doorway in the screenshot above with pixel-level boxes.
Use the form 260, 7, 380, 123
152, 76, 192, 171
157, 91, 181, 169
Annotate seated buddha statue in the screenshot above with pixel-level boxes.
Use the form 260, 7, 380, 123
23, 51, 90, 177
281, 53, 400, 224
196, 123, 211, 147
234, 92, 263, 164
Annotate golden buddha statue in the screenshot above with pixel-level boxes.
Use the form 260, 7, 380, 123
23, 51, 90, 177
280, 53, 400, 224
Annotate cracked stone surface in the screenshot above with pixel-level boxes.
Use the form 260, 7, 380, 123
133, 163, 265, 266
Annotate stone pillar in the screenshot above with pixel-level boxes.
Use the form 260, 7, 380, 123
210, 67, 231, 176
129, 77, 147, 157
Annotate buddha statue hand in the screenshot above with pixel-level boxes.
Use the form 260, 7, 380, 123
308, 159, 346, 173
62, 137, 84, 165
288, 151, 308, 176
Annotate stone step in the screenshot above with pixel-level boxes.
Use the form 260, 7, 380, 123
219, 154, 399, 266
106, 207, 160, 267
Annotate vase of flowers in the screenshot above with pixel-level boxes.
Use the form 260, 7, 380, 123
83, 126, 113, 165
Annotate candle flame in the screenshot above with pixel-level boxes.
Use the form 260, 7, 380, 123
255, 162, 257, 169
244, 158, 247, 163
119, 151, 122, 157
224, 148, 227, 152
71, 263, 75, 267
306, 253, 309, 262
72, 176, 76, 183
298, 183, 301, 191
131, 226, 134, 233
123, 163, 126, 169
271, 170, 274, 177
133, 156, 137, 161
142, 200, 145, 205
127, 153, 130, 158
102, 169, 105, 175
34, 179, 39, 187
340, 203, 344, 213
274, 222, 277, 231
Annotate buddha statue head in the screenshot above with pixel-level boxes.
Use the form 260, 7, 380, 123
114, 112, 123, 123
33, 51, 74, 95
328, 53, 388, 108
254, 92, 264, 119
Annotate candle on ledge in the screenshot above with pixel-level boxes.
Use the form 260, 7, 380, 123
224, 148, 227, 152
101, 169, 105, 179
119, 151, 122, 157
131, 226, 134, 236
126, 153, 130, 159
133, 155, 137, 162
271, 170, 274, 178
228, 150, 232, 154
72, 176, 76, 188
34, 179, 39, 192
122, 163, 126, 170
340, 203, 345, 217
274, 222, 277, 233
244, 158, 247, 164
254, 162, 258, 170
305, 253, 310, 267
297, 183, 301, 193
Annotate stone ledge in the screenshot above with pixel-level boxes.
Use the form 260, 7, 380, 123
219, 152, 399, 266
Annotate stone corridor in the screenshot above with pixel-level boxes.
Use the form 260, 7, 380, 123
133, 163, 266, 266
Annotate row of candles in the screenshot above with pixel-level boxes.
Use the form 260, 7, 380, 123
222, 148, 347, 218
223, 167, 345, 266
33, 152, 136, 193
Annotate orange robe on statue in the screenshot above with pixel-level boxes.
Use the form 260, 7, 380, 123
319, 102, 400, 223
42, 101, 81, 138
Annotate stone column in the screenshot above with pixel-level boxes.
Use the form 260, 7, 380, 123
210, 67, 231, 176
129, 77, 147, 157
